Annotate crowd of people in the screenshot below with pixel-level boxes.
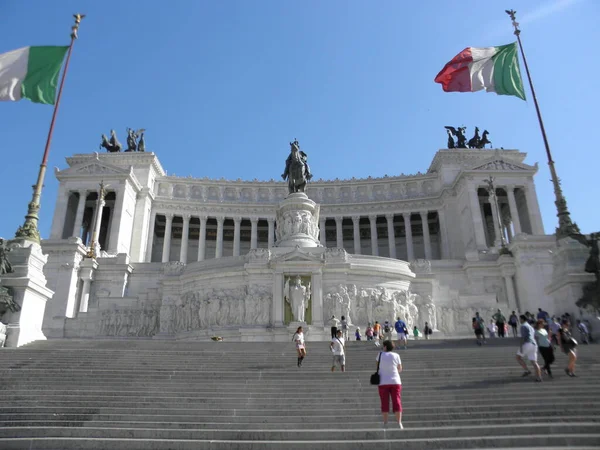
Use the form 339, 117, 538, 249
290, 309, 594, 428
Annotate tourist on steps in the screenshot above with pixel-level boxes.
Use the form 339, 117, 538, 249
558, 319, 578, 377
330, 330, 345, 372
508, 311, 519, 337
487, 319, 497, 338
355, 327, 362, 341
549, 316, 561, 346
340, 315, 349, 342
493, 309, 506, 338
329, 315, 340, 339
365, 323, 374, 341
534, 319, 554, 378
292, 326, 306, 367
394, 317, 407, 349
373, 321, 382, 346
423, 322, 432, 340
473, 313, 485, 345
376, 340, 403, 429
516, 314, 542, 382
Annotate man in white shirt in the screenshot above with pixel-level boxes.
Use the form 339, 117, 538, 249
330, 330, 345, 372
329, 315, 341, 339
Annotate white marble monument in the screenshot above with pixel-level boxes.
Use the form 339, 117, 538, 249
22, 146, 589, 343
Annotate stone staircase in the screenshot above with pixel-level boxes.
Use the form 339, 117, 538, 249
1, 337, 599, 449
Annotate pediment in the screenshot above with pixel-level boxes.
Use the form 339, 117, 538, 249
469, 159, 535, 172
270, 247, 325, 265
56, 159, 130, 178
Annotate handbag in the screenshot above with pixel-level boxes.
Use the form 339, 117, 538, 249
370, 352, 382, 385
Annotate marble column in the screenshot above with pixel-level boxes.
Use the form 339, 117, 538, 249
311, 271, 324, 327
468, 184, 487, 249
352, 216, 361, 255
72, 190, 87, 238
319, 218, 327, 246
198, 216, 207, 261
437, 209, 450, 260
506, 185, 522, 235
215, 216, 224, 258
233, 217, 241, 256
335, 217, 343, 248
180, 214, 190, 263
78, 278, 92, 313
161, 213, 173, 263
386, 214, 396, 259
420, 211, 432, 259
250, 218, 258, 250
272, 271, 284, 326
369, 215, 378, 256
145, 212, 156, 262
488, 191, 503, 247
267, 218, 275, 248
502, 266, 519, 311
403, 212, 414, 261
524, 183, 544, 235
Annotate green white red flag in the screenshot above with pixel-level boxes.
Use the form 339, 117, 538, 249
434, 42, 526, 100
0, 46, 69, 105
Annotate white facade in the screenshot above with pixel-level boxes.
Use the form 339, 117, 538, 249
37, 148, 574, 341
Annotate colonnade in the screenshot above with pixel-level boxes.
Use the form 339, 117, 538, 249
147, 209, 449, 263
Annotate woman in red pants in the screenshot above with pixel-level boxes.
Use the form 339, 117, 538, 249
376, 340, 403, 429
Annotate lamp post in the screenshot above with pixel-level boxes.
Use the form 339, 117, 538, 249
506, 10, 579, 240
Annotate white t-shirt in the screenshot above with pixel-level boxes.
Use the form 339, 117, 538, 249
329, 318, 340, 327
294, 332, 305, 345
376, 351, 402, 386
331, 337, 345, 355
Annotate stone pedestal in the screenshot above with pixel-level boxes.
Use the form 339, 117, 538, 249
545, 237, 595, 316
0, 239, 54, 347
275, 193, 321, 248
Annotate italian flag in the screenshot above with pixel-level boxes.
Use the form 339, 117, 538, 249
434, 43, 526, 100
0, 46, 69, 105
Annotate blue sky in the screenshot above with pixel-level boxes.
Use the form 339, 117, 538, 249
0, 0, 598, 240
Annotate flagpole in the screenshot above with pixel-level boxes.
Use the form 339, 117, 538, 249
14, 14, 85, 243
505, 9, 579, 240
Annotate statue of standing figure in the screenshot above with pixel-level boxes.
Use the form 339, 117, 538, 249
282, 139, 312, 194
284, 275, 311, 322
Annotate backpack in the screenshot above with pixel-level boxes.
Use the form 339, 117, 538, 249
384, 325, 390, 333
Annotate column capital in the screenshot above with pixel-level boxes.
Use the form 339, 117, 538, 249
250, 217, 259, 224
233, 217, 242, 224
216, 216, 225, 224
385, 213, 394, 221
351, 215, 361, 223
368, 214, 377, 222
267, 217, 275, 224
182, 213, 191, 222
419, 210, 428, 218
334, 216, 343, 224
402, 212, 411, 219
199, 215, 208, 222
165, 212, 174, 220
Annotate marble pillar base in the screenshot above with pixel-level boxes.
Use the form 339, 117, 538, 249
1, 239, 54, 347
275, 193, 322, 248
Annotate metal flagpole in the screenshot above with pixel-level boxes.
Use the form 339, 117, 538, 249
14, 14, 85, 243
505, 9, 579, 240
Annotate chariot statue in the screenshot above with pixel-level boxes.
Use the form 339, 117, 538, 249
100, 129, 122, 153
282, 139, 312, 194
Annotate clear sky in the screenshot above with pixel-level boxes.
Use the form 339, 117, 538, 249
0, 0, 598, 240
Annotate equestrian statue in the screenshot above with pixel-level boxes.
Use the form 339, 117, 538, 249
282, 139, 312, 194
